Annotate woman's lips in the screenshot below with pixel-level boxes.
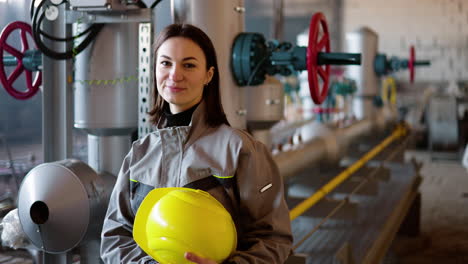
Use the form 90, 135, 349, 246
166, 86, 185, 92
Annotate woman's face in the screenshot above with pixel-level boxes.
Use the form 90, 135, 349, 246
156, 37, 214, 114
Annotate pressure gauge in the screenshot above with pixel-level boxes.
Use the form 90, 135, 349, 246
45, 5, 59, 21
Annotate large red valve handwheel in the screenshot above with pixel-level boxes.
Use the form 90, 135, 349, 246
0, 21, 42, 100
408, 45, 415, 83
307, 12, 330, 105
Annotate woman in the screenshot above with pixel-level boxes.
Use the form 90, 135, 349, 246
100, 23, 293, 264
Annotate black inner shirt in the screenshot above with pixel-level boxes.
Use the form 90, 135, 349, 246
163, 103, 199, 127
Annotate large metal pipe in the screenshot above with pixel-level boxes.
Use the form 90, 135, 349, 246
42, 3, 73, 162
274, 139, 327, 181
274, 106, 397, 181
87, 135, 132, 176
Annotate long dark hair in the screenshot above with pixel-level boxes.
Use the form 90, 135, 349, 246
148, 23, 229, 127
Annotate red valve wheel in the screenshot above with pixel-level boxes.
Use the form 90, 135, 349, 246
0, 21, 42, 100
307, 12, 330, 104
408, 45, 415, 83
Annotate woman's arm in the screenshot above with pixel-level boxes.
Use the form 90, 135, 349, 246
227, 139, 293, 264
100, 152, 156, 264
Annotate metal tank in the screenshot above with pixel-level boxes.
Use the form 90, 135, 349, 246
171, 0, 246, 129
73, 22, 139, 173
74, 23, 139, 134
246, 76, 284, 147
427, 95, 459, 151
245, 77, 284, 124
345, 27, 379, 120
17, 159, 115, 262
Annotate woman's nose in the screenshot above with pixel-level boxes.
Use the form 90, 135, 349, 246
169, 65, 183, 81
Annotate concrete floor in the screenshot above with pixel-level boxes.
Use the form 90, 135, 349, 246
393, 151, 468, 264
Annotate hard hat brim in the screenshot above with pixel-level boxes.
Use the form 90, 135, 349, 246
133, 187, 183, 257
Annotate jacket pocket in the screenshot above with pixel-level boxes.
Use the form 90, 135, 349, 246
130, 180, 154, 216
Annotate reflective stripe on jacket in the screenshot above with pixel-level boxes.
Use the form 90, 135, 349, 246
100, 101, 293, 263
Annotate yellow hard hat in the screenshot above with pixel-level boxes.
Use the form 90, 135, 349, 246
133, 187, 237, 264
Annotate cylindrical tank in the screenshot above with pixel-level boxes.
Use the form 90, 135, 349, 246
171, 0, 246, 129
17, 160, 115, 255
74, 23, 139, 135
345, 27, 379, 120
246, 76, 284, 148
246, 76, 284, 124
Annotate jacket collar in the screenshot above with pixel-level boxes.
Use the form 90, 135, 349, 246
156, 100, 212, 148
184, 100, 212, 148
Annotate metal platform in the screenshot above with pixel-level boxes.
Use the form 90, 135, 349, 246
286, 162, 421, 264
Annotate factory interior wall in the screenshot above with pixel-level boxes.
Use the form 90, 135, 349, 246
344, 0, 468, 83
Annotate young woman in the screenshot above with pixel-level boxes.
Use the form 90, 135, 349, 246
100, 23, 292, 264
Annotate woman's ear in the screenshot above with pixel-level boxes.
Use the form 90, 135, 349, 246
205, 66, 214, 85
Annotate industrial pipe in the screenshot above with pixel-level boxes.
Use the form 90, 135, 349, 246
289, 124, 408, 220
274, 106, 397, 181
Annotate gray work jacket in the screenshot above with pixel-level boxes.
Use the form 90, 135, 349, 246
100, 102, 293, 263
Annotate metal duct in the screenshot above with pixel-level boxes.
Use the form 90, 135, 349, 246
17, 160, 115, 254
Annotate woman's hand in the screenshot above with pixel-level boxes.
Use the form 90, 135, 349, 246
184, 252, 217, 264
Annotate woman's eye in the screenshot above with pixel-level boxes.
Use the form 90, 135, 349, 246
160, 61, 171, 66
184, 63, 196, 68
